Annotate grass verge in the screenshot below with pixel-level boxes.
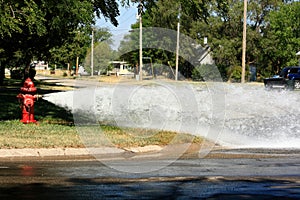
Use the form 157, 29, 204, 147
0, 120, 81, 148
0, 121, 203, 149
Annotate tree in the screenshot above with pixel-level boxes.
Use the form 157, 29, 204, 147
94, 27, 113, 43
188, 0, 298, 81
118, 0, 217, 78
49, 29, 91, 72
260, 1, 300, 74
119, 0, 299, 81
85, 42, 117, 75
0, 0, 122, 85
190, 0, 300, 81
194, 0, 246, 81
84, 27, 116, 74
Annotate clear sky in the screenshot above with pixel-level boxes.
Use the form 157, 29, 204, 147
97, 5, 137, 34
96, 3, 138, 49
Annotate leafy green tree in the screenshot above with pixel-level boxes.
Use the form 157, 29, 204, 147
119, 0, 299, 81
84, 27, 116, 74
0, 0, 122, 84
260, 1, 300, 75
49, 29, 91, 71
94, 27, 113, 43
118, 0, 218, 78
195, 0, 246, 81
191, 0, 300, 81
189, 0, 296, 81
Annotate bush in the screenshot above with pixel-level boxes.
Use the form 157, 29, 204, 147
10, 69, 23, 79
227, 66, 242, 82
192, 64, 222, 82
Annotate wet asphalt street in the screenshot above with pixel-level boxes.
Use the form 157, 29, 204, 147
0, 149, 299, 200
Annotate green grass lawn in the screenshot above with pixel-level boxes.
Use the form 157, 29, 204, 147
0, 77, 204, 149
0, 120, 81, 148
0, 121, 203, 149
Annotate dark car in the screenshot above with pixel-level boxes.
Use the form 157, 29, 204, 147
263, 66, 300, 90
286, 67, 300, 89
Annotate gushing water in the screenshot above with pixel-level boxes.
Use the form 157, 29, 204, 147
222, 84, 300, 148
44, 82, 300, 149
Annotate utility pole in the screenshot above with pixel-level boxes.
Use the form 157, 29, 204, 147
241, 0, 247, 83
138, 1, 143, 81
76, 56, 79, 76
91, 28, 94, 77
175, 5, 181, 81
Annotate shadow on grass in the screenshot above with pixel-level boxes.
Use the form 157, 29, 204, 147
0, 78, 74, 124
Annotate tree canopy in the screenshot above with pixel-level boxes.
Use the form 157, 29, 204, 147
84, 27, 117, 75
118, 0, 300, 82
0, 0, 122, 84
1, 0, 299, 83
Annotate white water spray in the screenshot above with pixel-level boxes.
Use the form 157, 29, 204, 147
44, 82, 300, 149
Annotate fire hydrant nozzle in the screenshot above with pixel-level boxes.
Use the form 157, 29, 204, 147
17, 78, 39, 124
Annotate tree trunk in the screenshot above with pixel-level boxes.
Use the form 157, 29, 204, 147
0, 63, 4, 85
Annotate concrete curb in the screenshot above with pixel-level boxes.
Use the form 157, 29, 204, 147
0, 147, 127, 158
123, 145, 163, 153
0, 145, 170, 158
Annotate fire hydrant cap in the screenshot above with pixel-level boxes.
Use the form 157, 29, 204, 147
24, 78, 35, 87
21, 78, 37, 94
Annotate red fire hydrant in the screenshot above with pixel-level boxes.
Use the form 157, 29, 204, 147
17, 78, 39, 124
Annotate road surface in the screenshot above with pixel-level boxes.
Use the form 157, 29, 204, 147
0, 149, 299, 199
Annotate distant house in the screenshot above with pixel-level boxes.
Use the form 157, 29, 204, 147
34, 61, 49, 70
196, 45, 214, 65
78, 65, 89, 76
108, 61, 134, 76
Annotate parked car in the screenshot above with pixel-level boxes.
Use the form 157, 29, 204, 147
263, 66, 300, 90
286, 67, 300, 89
